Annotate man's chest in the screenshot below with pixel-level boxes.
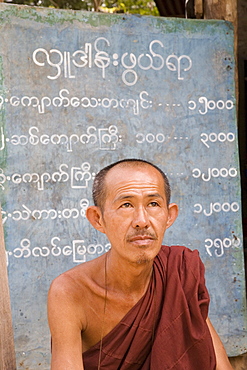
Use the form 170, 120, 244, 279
81, 293, 139, 353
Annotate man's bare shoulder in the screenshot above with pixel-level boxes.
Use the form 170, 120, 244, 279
49, 253, 105, 300
48, 254, 106, 335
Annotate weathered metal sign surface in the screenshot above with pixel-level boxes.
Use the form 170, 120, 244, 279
0, 3, 246, 368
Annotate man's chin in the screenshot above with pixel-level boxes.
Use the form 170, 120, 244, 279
132, 249, 159, 265
135, 257, 152, 265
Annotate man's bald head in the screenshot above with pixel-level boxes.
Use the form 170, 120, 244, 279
92, 159, 171, 211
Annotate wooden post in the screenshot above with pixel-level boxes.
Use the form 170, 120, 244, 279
204, 0, 237, 22
195, 0, 203, 18
203, 2, 247, 368
203, 0, 238, 104
0, 209, 16, 370
93, 0, 102, 12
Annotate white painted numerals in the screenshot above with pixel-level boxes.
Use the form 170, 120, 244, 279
205, 237, 241, 257
192, 167, 237, 181
188, 97, 234, 115
194, 202, 239, 216
200, 132, 235, 148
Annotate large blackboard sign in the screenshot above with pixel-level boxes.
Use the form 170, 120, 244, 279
0, 4, 246, 368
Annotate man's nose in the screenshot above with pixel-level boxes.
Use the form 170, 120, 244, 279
132, 206, 150, 229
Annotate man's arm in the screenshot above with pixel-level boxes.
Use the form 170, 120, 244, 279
206, 318, 233, 370
47, 275, 85, 370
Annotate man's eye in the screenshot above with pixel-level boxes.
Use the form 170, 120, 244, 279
149, 201, 159, 207
121, 202, 132, 208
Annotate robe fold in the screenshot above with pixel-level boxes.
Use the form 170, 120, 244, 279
83, 245, 216, 369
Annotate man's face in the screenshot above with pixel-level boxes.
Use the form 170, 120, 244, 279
92, 164, 178, 265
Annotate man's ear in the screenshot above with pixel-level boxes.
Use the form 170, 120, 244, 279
166, 203, 179, 230
86, 206, 106, 234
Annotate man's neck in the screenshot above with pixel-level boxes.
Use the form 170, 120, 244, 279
105, 250, 154, 299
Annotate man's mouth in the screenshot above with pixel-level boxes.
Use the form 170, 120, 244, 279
129, 235, 153, 241
127, 233, 158, 244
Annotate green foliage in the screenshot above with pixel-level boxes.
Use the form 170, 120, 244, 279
4, 0, 159, 15
4, 0, 94, 10
102, 1, 159, 16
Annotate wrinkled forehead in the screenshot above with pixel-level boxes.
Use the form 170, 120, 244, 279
104, 162, 165, 196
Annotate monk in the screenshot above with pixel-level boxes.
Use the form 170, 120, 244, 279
48, 158, 233, 369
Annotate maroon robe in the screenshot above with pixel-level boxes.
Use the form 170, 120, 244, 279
83, 246, 216, 369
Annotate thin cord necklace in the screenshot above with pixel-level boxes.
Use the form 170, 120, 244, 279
97, 252, 108, 370
97, 255, 156, 369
